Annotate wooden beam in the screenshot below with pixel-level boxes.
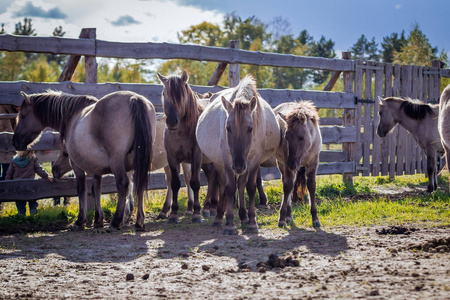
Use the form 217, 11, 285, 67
208, 40, 237, 86
58, 28, 97, 82
228, 40, 240, 87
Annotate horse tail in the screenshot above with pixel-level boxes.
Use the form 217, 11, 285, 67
130, 96, 153, 200
293, 166, 307, 203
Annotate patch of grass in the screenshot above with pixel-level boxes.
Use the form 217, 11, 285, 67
1, 174, 449, 231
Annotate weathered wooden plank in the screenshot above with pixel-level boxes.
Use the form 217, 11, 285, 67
384, 63, 393, 177
362, 62, 373, 176
95, 40, 355, 71
84, 29, 98, 85
323, 71, 342, 91
402, 65, 412, 175
320, 118, 342, 126
0, 81, 357, 109
0, 34, 95, 55
228, 40, 240, 88
0, 132, 60, 152
341, 52, 354, 182
372, 62, 383, 176
354, 60, 364, 174
417, 66, 424, 174
208, 40, 238, 86
319, 150, 347, 162
320, 126, 356, 143
59, 29, 94, 82
441, 69, 450, 78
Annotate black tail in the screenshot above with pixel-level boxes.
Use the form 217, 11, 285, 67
130, 96, 153, 200
292, 166, 307, 203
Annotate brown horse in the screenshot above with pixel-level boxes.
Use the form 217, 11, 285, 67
157, 71, 218, 223
273, 101, 322, 228
377, 96, 444, 193
13, 90, 156, 230
438, 84, 450, 190
196, 74, 280, 235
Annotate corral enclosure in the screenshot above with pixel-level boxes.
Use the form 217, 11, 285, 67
0, 28, 450, 202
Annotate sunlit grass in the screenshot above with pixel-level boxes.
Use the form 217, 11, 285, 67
1, 173, 449, 230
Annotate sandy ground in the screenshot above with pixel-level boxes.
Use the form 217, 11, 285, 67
1, 212, 449, 299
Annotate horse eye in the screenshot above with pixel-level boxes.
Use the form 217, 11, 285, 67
63, 152, 69, 157
226, 126, 231, 132
298, 136, 304, 142
247, 126, 253, 133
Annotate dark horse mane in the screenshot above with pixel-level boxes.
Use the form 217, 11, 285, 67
385, 97, 436, 120
163, 76, 204, 134
285, 100, 320, 130
26, 90, 98, 141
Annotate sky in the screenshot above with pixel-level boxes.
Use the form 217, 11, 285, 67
0, 0, 449, 59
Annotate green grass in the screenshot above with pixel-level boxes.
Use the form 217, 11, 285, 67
1, 173, 449, 231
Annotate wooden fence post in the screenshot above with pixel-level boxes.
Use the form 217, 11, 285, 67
208, 40, 238, 86
342, 52, 354, 184
228, 40, 240, 87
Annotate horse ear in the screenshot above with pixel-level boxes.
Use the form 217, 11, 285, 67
378, 96, 385, 104
277, 113, 288, 127
157, 73, 168, 86
221, 96, 232, 113
181, 71, 189, 84
249, 96, 257, 111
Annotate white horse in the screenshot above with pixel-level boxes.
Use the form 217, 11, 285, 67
196, 75, 280, 235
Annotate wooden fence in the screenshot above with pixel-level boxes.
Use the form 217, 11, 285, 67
0, 28, 449, 202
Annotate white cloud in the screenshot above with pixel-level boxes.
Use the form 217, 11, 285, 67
0, 0, 224, 42
395, 4, 401, 10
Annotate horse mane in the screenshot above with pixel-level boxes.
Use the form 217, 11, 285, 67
27, 90, 98, 141
285, 100, 320, 130
232, 75, 262, 131
162, 75, 202, 134
385, 97, 436, 120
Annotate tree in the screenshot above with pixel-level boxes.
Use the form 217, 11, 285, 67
222, 13, 270, 51
350, 34, 379, 61
310, 36, 336, 84
381, 31, 406, 63
393, 23, 437, 66
178, 22, 223, 46
52, 26, 65, 37
0, 23, 5, 34
14, 18, 36, 36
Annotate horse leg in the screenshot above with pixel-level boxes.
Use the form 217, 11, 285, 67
445, 144, 450, 191
168, 161, 181, 224
223, 168, 237, 235
256, 168, 268, 208
72, 164, 87, 230
238, 173, 249, 226
426, 152, 436, 193
189, 149, 203, 223
92, 174, 104, 228
157, 165, 172, 219
134, 174, 146, 231
306, 164, 321, 228
201, 163, 215, 217
125, 175, 134, 224
277, 162, 294, 228
213, 168, 226, 227
110, 168, 130, 230
181, 163, 194, 216
245, 168, 259, 234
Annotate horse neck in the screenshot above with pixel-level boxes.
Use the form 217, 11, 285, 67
181, 91, 201, 136
395, 104, 421, 132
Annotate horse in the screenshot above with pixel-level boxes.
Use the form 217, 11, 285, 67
52, 113, 195, 218
196, 74, 280, 235
377, 96, 444, 193
157, 71, 218, 224
438, 84, 450, 190
12, 90, 156, 230
272, 101, 322, 228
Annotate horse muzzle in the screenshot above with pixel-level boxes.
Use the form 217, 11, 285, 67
232, 162, 247, 175
12, 136, 28, 151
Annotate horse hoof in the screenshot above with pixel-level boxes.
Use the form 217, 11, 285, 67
70, 224, 85, 231
135, 224, 146, 232
245, 225, 258, 234
212, 218, 223, 227
240, 218, 249, 227
202, 210, 211, 218
108, 224, 121, 231
278, 221, 287, 228
286, 217, 294, 224
185, 210, 194, 216
93, 222, 104, 228
312, 220, 321, 228
223, 225, 237, 235
192, 215, 203, 223
168, 216, 179, 224
156, 213, 167, 220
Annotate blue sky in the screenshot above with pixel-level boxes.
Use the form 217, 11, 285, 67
0, 0, 449, 58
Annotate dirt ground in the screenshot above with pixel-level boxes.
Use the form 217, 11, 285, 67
1, 208, 450, 300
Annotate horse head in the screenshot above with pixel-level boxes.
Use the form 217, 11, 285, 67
221, 95, 257, 175
52, 149, 72, 179
158, 71, 191, 131
376, 96, 396, 137
12, 92, 45, 151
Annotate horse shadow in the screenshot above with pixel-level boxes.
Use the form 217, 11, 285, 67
0, 215, 348, 269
